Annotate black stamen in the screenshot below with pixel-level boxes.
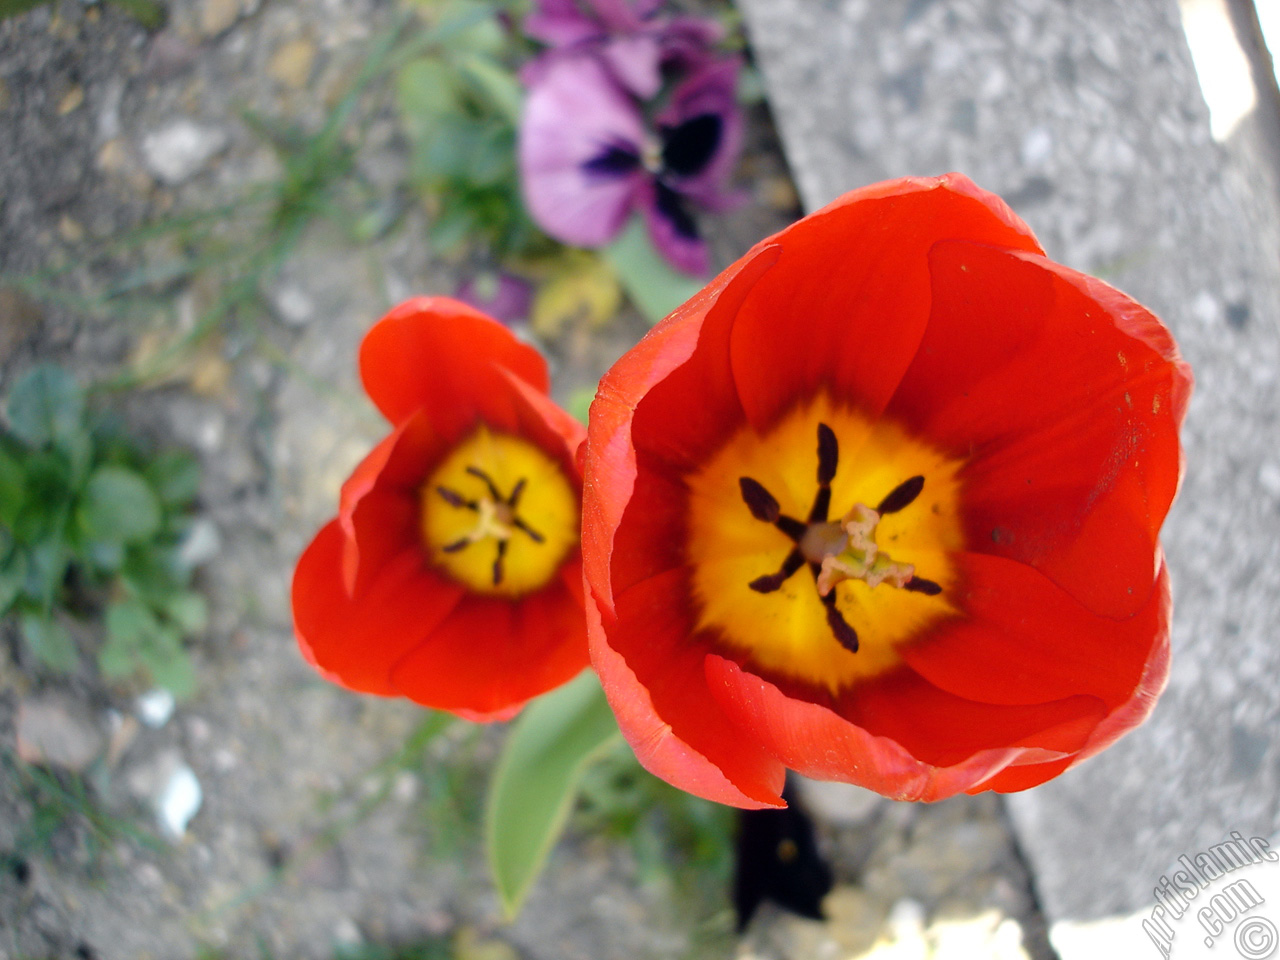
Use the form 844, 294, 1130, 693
442, 537, 471, 553
748, 549, 805, 593
493, 540, 508, 586
820, 589, 859, 653
740, 477, 781, 523
513, 517, 545, 544
465, 465, 504, 503
904, 576, 942, 596
776, 516, 807, 541
437, 486, 478, 511
808, 488, 831, 524
507, 477, 526, 507
816, 424, 838, 486
877, 475, 924, 515
808, 424, 838, 522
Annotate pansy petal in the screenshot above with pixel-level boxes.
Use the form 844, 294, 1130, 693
602, 34, 664, 98
642, 180, 709, 275
888, 240, 1190, 616
293, 521, 466, 697
523, 0, 603, 46
591, 570, 786, 807
592, 0, 659, 29
455, 272, 534, 325
900, 553, 1170, 709
727, 175, 1045, 432
519, 54, 647, 248
658, 58, 743, 198
360, 298, 549, 428
389, 572, 589, 717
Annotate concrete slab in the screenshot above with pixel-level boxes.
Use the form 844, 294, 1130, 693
737, 0, 1280, 928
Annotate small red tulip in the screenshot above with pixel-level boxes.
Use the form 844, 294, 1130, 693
292, 298, 588, 721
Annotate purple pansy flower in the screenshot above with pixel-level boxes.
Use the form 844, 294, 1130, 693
519, 53, 742, 275
522, 0, 722, 99
455, 271, 535, 325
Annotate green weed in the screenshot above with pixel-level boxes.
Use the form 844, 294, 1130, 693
0, 364, 205, 695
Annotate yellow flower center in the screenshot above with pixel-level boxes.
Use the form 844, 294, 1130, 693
685, 395, 965, 693
421, 426, 578, 597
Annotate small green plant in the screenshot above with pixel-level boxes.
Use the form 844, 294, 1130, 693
396, 0, 548, 262
0, 364, 205, 696
0, 0, 166, 27
1, 748, 162, 877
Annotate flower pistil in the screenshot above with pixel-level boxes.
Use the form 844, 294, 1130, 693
737, 424, 944, 654
422, 426, 578, 598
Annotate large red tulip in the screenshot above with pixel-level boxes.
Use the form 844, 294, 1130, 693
582, 174, 1192, 807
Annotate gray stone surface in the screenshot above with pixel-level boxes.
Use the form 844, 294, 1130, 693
738, 0, 1280, 924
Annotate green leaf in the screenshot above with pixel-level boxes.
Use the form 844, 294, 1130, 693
486, 671, 621, 918
163, 590, 208, 634
12, 451, 73, 545
84, 539, 125, 572
566, 386, 596, 426
138, 626, 195, 699
603, 216, 705, 325
0, 0, 50, 23
20, 613, 77, 671
144, 449, 201, 507
0, 445, 25, 526
61, 428, 93, 487
105, 597, 160, 648
97, 633, 137, 678
6, 365, 85, 451
0, 550, 25, 615
105, 0, 167, 30
22, 540, 68, 605
397, 58, 462, 136
77, 466, 161, 545
459, 54, 522, 123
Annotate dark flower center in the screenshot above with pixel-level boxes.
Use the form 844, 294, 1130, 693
738, 423, 942, 653
660, 113, 723, 178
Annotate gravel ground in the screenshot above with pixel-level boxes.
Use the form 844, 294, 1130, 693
1, 2, 1058, 958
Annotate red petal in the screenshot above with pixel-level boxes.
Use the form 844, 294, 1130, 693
727, 175, 1045, 431
360, 297, 549, 429
1072, 558, 1172, 763
969, 756, 1074, 793
292, 520, 465, 697
389, 571, 589, 717
704, 654, 1030, 802
584, 244, 780, 613
900, 552, 1170, 709
887, 241, 1191, 617
497, 365, 586, 480
838, 667, 1106, 769
608, 452, 688, 599
589, 570, 786, 808
338, 412, 448, 595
